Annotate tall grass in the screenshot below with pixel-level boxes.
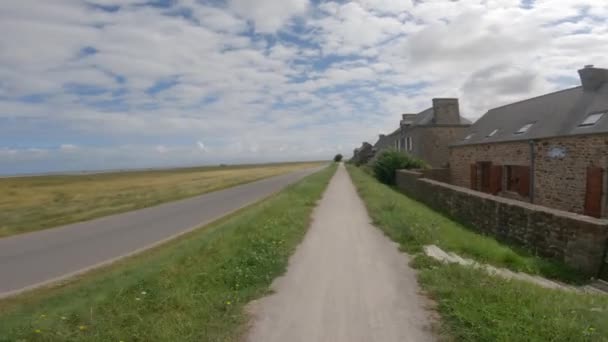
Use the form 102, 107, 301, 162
0, 161, 323, 237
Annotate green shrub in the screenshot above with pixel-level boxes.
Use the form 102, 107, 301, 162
333, 154, 343, 162
372, 150, 426, 185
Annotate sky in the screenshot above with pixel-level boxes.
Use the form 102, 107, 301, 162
1, 0, 608, 174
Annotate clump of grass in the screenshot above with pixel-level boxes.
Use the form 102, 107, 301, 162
0, 165, 336, 341
346, 165, 586, 284
415, 260, 608, 341
0, 161, 324, 237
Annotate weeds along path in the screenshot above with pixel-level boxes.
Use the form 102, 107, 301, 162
246, 164, 436, 342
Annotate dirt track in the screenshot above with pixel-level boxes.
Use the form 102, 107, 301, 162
246, 164, 435, 342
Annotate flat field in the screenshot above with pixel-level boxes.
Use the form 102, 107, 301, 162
0, 162, 323, 237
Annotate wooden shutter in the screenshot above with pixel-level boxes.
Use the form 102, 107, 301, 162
470, 164, 478, 190
518, 166, 530, 197
585, 166, 604, 218
489, 165, 503, 195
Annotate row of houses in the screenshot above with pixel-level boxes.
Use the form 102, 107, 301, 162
358, 65, 608, 219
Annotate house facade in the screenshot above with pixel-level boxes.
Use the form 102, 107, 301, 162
450, 66, 608, 218
375, 98, 471, 168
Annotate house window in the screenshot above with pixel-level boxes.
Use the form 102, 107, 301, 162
505, 165, 530, 197
514, 122, 535, 135
579, 112, 605, 127
407, 136, 413, 151
486, 129, 499, 138
400, 138, 406, 151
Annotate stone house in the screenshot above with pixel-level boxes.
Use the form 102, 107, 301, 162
375, 98, 471, 168
450, 66, 608, 218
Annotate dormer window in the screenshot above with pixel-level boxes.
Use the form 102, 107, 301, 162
579, 112, 605, 127
514, 122, 535, 135
464, 133, 475, 140
486, 129, 499, 138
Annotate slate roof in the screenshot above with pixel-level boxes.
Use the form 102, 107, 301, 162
453, 82, 608, 146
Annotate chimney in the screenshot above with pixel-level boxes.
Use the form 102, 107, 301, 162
379, 134, 386, 139
400, 113, 417, 127
432, 98, 460, 125
578, 65, 608, 91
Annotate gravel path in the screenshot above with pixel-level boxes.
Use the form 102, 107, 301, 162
246, 164, 436, 342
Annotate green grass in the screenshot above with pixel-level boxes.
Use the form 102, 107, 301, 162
0, 164, 337, 342
347, 164, 608, 341
0, 161, 324, 237
413, 256, 608, 341
346, 164, 586, 284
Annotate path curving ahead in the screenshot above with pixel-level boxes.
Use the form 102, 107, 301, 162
246, 164, 436, 342
0, 166, 324, 298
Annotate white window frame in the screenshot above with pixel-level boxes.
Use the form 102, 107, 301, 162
407, 136, 413, 151
579, 112, 605, 127
514, 122, 535, 135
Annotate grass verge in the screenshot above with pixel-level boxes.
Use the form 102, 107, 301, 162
347, 165, 608, 341
345, 164, 585, 284
0, 161, 324, 237
413, 256, 608, 341
0, 164, 336, 341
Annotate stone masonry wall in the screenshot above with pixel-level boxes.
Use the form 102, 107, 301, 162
396, 169, 608, 276
406, 126, 470, 168
534, 135, 608, 214
449, 134, 608, 216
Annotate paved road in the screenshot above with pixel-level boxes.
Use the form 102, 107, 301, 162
0, 166, 324, 297
247, 164, 435, 342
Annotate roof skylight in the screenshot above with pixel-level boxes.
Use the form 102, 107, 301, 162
464, 133, 475, 140
514, 122, 534, 135
579, 112, 605, 127
487, 129, 499, 137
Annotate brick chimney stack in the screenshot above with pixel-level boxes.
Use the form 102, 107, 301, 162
432, 98, 460, 125
578, 65, 608, 92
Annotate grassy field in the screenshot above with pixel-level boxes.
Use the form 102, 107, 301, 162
347, 165, 608, 341
0, 161, 324, 237
0, 164, 336, 341
346, 164, 585, 283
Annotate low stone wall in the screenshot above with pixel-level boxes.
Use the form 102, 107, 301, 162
419, 168, 450, 183
396, 170, 608, 276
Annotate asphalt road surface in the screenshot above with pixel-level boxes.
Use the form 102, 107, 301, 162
0, 166, 324, 297
246, 164, 435, 342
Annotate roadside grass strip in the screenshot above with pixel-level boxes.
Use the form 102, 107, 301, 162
347, 165, 608, 341
413, 256, 608, 341
0, 165, 336, 341
0, 161, 324, 237
346, 164, 585, 284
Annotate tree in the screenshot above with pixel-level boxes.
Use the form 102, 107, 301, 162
333, 154, 343, 162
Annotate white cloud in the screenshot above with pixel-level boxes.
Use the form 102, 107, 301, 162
1, 0, 608, 174
60, 144, 78, 151
196, 141, 208, 152
228, 0, 308, 33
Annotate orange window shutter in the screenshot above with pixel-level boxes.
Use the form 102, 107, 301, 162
585, 166, 604, 218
